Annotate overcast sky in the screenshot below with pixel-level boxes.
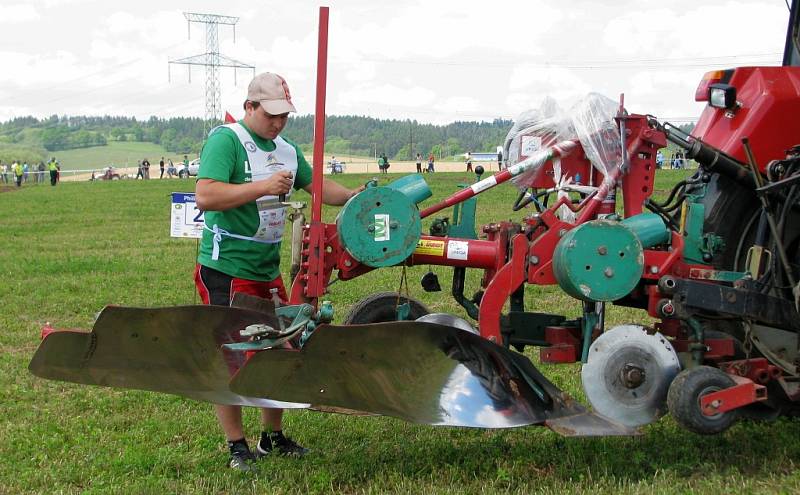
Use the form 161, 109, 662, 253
0, 0, 790, 125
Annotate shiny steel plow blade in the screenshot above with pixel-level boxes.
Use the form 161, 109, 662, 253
230, 321, 638, 435
28, 305, 307, 408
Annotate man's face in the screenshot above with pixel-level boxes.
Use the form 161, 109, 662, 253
244, 101, 289, 140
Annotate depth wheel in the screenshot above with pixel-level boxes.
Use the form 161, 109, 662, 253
343, 292, 429, 324
667, 366, 738, 435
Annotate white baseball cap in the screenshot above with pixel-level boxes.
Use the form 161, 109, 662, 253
247, 72, 297, 115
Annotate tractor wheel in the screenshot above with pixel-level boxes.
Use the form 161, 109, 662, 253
667, 365, 738, 435
343, 292, 429, 324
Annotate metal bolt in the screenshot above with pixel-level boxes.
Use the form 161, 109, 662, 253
650, 265, 659, 274
597, 246, 608, 255
488, 336, 496, 342
529, 256, 539, 265
344, 259, 352, 267
367, 225, 375, 232
390, 221, 399, 229
604, 267, 614, 278
558, 229, 567, 237
620, 363, 646, 388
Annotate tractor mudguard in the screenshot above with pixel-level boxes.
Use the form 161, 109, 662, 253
28, 305, 308, 409
230, 321, 638, 436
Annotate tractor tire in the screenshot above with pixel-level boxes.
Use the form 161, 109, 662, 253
667, 365, 738, 435
343, 292, 429, 324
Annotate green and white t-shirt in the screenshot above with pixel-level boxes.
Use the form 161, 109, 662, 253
197, 122, 312, 281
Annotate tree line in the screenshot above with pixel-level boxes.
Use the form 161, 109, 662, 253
0, 114, 514, 163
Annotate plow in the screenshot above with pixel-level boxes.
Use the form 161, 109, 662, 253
30, 4, 800, 438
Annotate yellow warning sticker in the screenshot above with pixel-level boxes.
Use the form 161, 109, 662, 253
414, 239, 445, 257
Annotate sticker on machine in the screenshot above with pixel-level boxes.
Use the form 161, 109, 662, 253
470, 176, 497, 194
447, 240, 469, 260
374, 214, 390, 241
521, 135, 543, 157
414, 239, 445, 256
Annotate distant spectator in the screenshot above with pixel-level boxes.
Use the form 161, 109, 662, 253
48, 157, 58, 186
13, 161, 23, 187
378, 153, 389, 174
656, 150, 664, 169
136, 160, 144, 180
427, 152, 435, 173
159, 157, 165, 179
22, 162, 29, 183
56, 162, 61, 183
37, 162, 45, 184
497, 149, 503, 170
167, 158, 177, 178
465, 152, 473, 172
182, 155, 190, 178
142, 158, 151, 179
0, 162, 7, 184
415, 152, 422, 173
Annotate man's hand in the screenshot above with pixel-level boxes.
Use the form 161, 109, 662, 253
261, 171, 294, 196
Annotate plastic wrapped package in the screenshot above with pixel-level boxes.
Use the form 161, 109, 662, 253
503, 97, 575, 189
568, 93, 623, 185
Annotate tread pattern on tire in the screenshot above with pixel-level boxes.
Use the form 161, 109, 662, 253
342, 291, 429, 325
667, 365, 738, 435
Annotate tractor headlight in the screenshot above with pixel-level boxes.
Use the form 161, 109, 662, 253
708, 83, 737, 110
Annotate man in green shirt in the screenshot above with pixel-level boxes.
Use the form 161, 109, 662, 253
194, 72, 362, 472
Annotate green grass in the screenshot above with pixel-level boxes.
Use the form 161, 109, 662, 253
2, 170, 800, 494
53, 141, 189, 171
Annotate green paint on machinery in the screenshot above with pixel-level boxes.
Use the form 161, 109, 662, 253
337, 175, 432, 268
553, 220, 645, 302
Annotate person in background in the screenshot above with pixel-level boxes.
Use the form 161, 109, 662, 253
22, 162, 29, 183
194, 71, 365, 472
13, 160, 23, 187
427, 152, 435, 173
183, 155, 190, 177
136, 160, 144, 180
142, 158, 151, 180
48, 157, 58, 186
377, 154, 386, 174
38, 161, 45, 183
0, 162, 7, 184
497, 149, 503, 170
465, 152, 473, 172
415, 152, 422, 173
159, 157, 165, 179
656, 150, 664, 169
167, 158, 176, 178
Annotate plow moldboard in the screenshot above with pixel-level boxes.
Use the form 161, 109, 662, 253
28, 305, 308, 408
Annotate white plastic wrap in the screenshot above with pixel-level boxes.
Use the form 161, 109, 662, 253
568, 93, 623, 185
502, 93, 624, 220
503, 97, 574, 189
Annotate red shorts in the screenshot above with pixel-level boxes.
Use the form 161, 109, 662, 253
194, 264, 288, 306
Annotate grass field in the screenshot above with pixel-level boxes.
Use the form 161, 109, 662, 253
54, 142, 188, 171
2, 170, 800, 494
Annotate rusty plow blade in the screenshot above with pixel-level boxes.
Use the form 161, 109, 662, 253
28, 305, 308, 409
229, 321, 638, 436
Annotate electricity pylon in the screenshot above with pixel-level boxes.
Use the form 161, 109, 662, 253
169, 12, 255, 137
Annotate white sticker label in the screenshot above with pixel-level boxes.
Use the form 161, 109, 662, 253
521, 135, 542, 157
470, 175, 497, 195
374, 214, 390, 241
447, 240, 469, 260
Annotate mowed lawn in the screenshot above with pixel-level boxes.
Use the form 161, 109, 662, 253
1, 170, 800, 494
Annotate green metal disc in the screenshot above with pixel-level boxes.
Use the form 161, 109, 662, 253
337, 186, 422, 267
552, 220, 644, 302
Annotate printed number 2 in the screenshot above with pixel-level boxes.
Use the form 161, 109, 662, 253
193, 207, 204, 223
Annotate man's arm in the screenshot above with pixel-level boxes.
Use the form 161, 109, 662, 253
196, 171, 294, 211
303, 178, 365, 206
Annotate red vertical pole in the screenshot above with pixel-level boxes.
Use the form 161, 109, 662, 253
311, 6, 329, 222
300, 6, 329, 301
